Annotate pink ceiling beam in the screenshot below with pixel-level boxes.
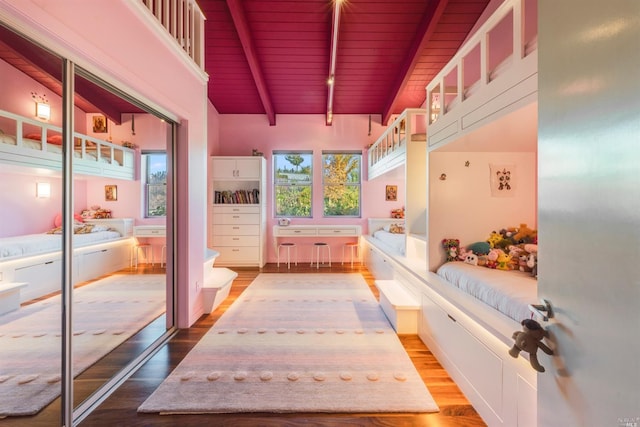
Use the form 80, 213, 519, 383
326, 0, 342, 126
226, 0, 276, 125
381, 0, 450, 125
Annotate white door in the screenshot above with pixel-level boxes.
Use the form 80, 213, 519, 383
538, 1, 640, 426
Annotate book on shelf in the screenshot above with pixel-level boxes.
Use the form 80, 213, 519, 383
214, 189, 260, 204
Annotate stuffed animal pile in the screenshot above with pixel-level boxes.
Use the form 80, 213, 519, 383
443, 223, 538, 277
390, 207, 405, 219
80, 205, 113, 219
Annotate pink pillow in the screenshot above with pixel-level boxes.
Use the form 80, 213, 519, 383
54, 213, 84, 227
47, 135, 63, 145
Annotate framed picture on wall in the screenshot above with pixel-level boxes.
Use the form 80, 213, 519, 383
385, 185, 397, 201
93, 115, 108, 133
105, 185, 117, 201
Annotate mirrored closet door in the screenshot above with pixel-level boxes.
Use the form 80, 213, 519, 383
0, 23, 176, 423
0, 24, 64, 418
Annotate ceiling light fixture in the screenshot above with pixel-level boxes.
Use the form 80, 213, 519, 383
326, 0, 342, 126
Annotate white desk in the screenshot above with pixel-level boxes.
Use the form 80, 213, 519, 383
133, 225, 166, 266
133, 225, 166, 237
273, 225, 361, 239
272, 225, 362, 259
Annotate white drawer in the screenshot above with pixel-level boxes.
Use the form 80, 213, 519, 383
212, 235, 260, 246
213, 205, 260, 214
277, 227, 317, 236
212, 213, 260, 225
134, 226, 166, 237
318, 227, 359, 236
215, 246, 260, 262
213, 224, 260, 236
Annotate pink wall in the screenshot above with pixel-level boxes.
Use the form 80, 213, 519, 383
216, 113, 407, 262
0, 172, 87, 237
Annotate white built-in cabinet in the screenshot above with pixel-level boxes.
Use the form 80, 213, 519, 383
208, 156, 266, 267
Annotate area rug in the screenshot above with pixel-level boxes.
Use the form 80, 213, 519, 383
138, 273, 438, 414
0, 274, 166, 417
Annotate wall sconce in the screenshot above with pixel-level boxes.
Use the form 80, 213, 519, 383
36, 102, 51, 120
36, 182, 51, 198
32, 91, 50, 121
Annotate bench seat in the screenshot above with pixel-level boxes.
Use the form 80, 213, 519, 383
375, 279, 420, 334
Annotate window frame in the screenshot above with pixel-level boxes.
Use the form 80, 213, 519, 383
273, 150, 313, 218
142, 150, 167, 218
321, 150, 362, 218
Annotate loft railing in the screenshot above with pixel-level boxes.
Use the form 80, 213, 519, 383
140, 0, 206, 70
426, 0, 538, 124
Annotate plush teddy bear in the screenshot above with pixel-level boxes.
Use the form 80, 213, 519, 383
441, 238, 460, 262
514, 223, 537, 244
509, 319, 553, 372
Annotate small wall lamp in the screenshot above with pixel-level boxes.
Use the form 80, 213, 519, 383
36, 182, 51, 198
36, 102, 51, 121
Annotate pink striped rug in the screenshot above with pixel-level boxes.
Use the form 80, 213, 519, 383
138, 273, 438, 414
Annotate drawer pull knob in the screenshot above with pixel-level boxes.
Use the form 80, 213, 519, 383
447, 314, 457, 322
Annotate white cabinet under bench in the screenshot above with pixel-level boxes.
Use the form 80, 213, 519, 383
0, 218, 134, 303
362, 236, 538, 427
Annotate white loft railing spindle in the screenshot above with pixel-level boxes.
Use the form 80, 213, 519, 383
139, 0, 205, 71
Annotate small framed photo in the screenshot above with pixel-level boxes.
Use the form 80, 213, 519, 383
385, 185, 397, 201
105, 185, 117, 201
93, 115, 108, 133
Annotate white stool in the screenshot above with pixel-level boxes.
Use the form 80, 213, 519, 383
277, 243, 298, 269
310, 242, 331, 269
131, 243, 153, 268
342, 242, 359, 267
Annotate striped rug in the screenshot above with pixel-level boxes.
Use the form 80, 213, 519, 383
138, 273, 438, 414
0, 274, 166, 417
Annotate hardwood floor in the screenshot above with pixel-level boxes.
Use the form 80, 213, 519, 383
7, 264, 486, 426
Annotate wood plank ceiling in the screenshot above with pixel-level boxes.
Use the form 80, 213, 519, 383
199, 0, 491, 125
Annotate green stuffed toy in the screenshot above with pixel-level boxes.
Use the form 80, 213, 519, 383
509, 319, 553, 372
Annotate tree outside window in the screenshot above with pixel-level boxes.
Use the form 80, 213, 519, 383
273, 151, 312, 217
322, 152, 361, 217
143, 152, 167, 217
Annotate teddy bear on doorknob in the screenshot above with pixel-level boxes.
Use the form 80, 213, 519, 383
509, 318, 554, 372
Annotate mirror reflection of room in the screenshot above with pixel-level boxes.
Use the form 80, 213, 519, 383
0, 24, 171, 417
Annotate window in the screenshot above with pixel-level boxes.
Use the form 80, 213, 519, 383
322, 151, 361, 217
273, 151, 312, 217
143, 151, 167, 217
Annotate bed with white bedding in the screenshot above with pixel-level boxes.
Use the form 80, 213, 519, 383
0, 109, 135, 180
436, 261, 536, 323
0, 230, 122, 260
371, 224, 406, 255
0, 218, 134, 303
